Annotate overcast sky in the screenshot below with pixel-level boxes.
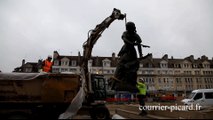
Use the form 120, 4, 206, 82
0, 0, 213, 72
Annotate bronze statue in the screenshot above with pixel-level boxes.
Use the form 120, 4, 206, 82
109, 21, 151, 92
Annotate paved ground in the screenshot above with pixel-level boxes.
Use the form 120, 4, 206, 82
106, 103, 151, 119
70, 102, 213, 119
106, 103, 213, 119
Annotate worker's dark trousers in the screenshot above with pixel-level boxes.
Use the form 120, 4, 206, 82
137, 94, 147, 114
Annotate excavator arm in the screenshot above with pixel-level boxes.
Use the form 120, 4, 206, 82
81, 8, 126, 94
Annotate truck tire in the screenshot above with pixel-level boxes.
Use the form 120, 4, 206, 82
6, 112, 30, 119
90, 105, 110, 119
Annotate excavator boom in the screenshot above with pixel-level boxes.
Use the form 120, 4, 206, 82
81, 8, 125, 93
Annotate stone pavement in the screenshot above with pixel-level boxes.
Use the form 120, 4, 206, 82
106, 103, 213, 119
68, 103, 213, 119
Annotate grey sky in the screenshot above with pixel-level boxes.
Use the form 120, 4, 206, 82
0, 0, 213, 72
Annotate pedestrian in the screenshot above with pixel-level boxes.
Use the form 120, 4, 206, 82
42, 55, 53, 73
136, 78, 147, 116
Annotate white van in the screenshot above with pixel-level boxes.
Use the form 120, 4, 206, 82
181, 89, 213, 108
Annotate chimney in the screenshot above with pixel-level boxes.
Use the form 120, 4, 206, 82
95, 56, 99, 66
112, 52, 116, 61
147, 53, 153, 60
162, 54, 168, 61
37, 59, 43, 69
53, 51, 59, 59
78, 51, 81, 57
189, 55, 194, 62
78, 51, 81, 66
22, 59, 25, 66
201, 55, 208, 60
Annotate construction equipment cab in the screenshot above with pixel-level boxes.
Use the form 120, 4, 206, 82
90, 74, 107, 101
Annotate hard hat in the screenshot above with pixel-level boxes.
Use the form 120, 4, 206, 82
48, 55, 52, 58
126, 21, 136, 31
139, 78, 145, 83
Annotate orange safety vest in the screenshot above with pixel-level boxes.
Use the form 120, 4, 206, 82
42, 60, 52, 72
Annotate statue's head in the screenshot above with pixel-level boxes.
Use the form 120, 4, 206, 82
126, 21, 136, 32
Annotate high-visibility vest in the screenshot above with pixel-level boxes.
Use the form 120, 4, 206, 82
136, 81, 147, 95
42, 60, 52, 72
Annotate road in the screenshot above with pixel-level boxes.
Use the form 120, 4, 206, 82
106, 103, 213, 119
70, 102, 213, 119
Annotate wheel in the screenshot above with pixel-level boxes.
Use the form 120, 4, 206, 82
90, 105, 110, 119
6, 112, 30, 119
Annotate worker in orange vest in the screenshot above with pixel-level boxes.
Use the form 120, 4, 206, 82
42, 55, 53, 72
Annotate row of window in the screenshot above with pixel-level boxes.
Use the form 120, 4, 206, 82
182, 70, 213, 75
141, 84, 213, 91
88, 68, 115, 74
158, 78, 173, 84
54, 60, 77, 66
143, 78, 155, 84
174, 63, 210, 68
176, 78, 213, 84
185, 85, 194, 90
142, 78, 213, 91
52, 68, 78, 73
139, 70, 213, 75
203, 71, 213, 75
145, 85, 213, 91
52, 65, 213, 76
88, 60, 111, 67
158, 85, 174, 90
53, 60, 211, 69
145, 63, 211, 68
140, 77, 213, 84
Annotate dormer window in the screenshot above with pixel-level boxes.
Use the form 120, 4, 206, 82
103, 61, 110, 67
71, 60, 76, 66
203, 64, 210, 68
61, 61, 69, 66
88, 59, 93, 67
174, 64, 180, 68
160, 60, 168, 68
54, 60, 59, 66
148, 64, 152, 68
202, 61, 210, 68
193, 64, 198, 68
61, 57, 70, 66
140, 63, 143, 67
161, 63, 167, 68
102, 59, 111, 67
181, 60, 192, 68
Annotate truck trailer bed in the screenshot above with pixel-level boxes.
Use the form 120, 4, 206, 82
0, 72, 81, 119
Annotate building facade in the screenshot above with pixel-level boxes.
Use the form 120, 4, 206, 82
52, 51, 213, 94
138, 54, 213, 95
52, 51, 118, 80
13, 59, 42, 73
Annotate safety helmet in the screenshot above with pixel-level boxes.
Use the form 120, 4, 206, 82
48, 55, 52, 59
139, 78, 145, 83
126, 21, 136, 31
